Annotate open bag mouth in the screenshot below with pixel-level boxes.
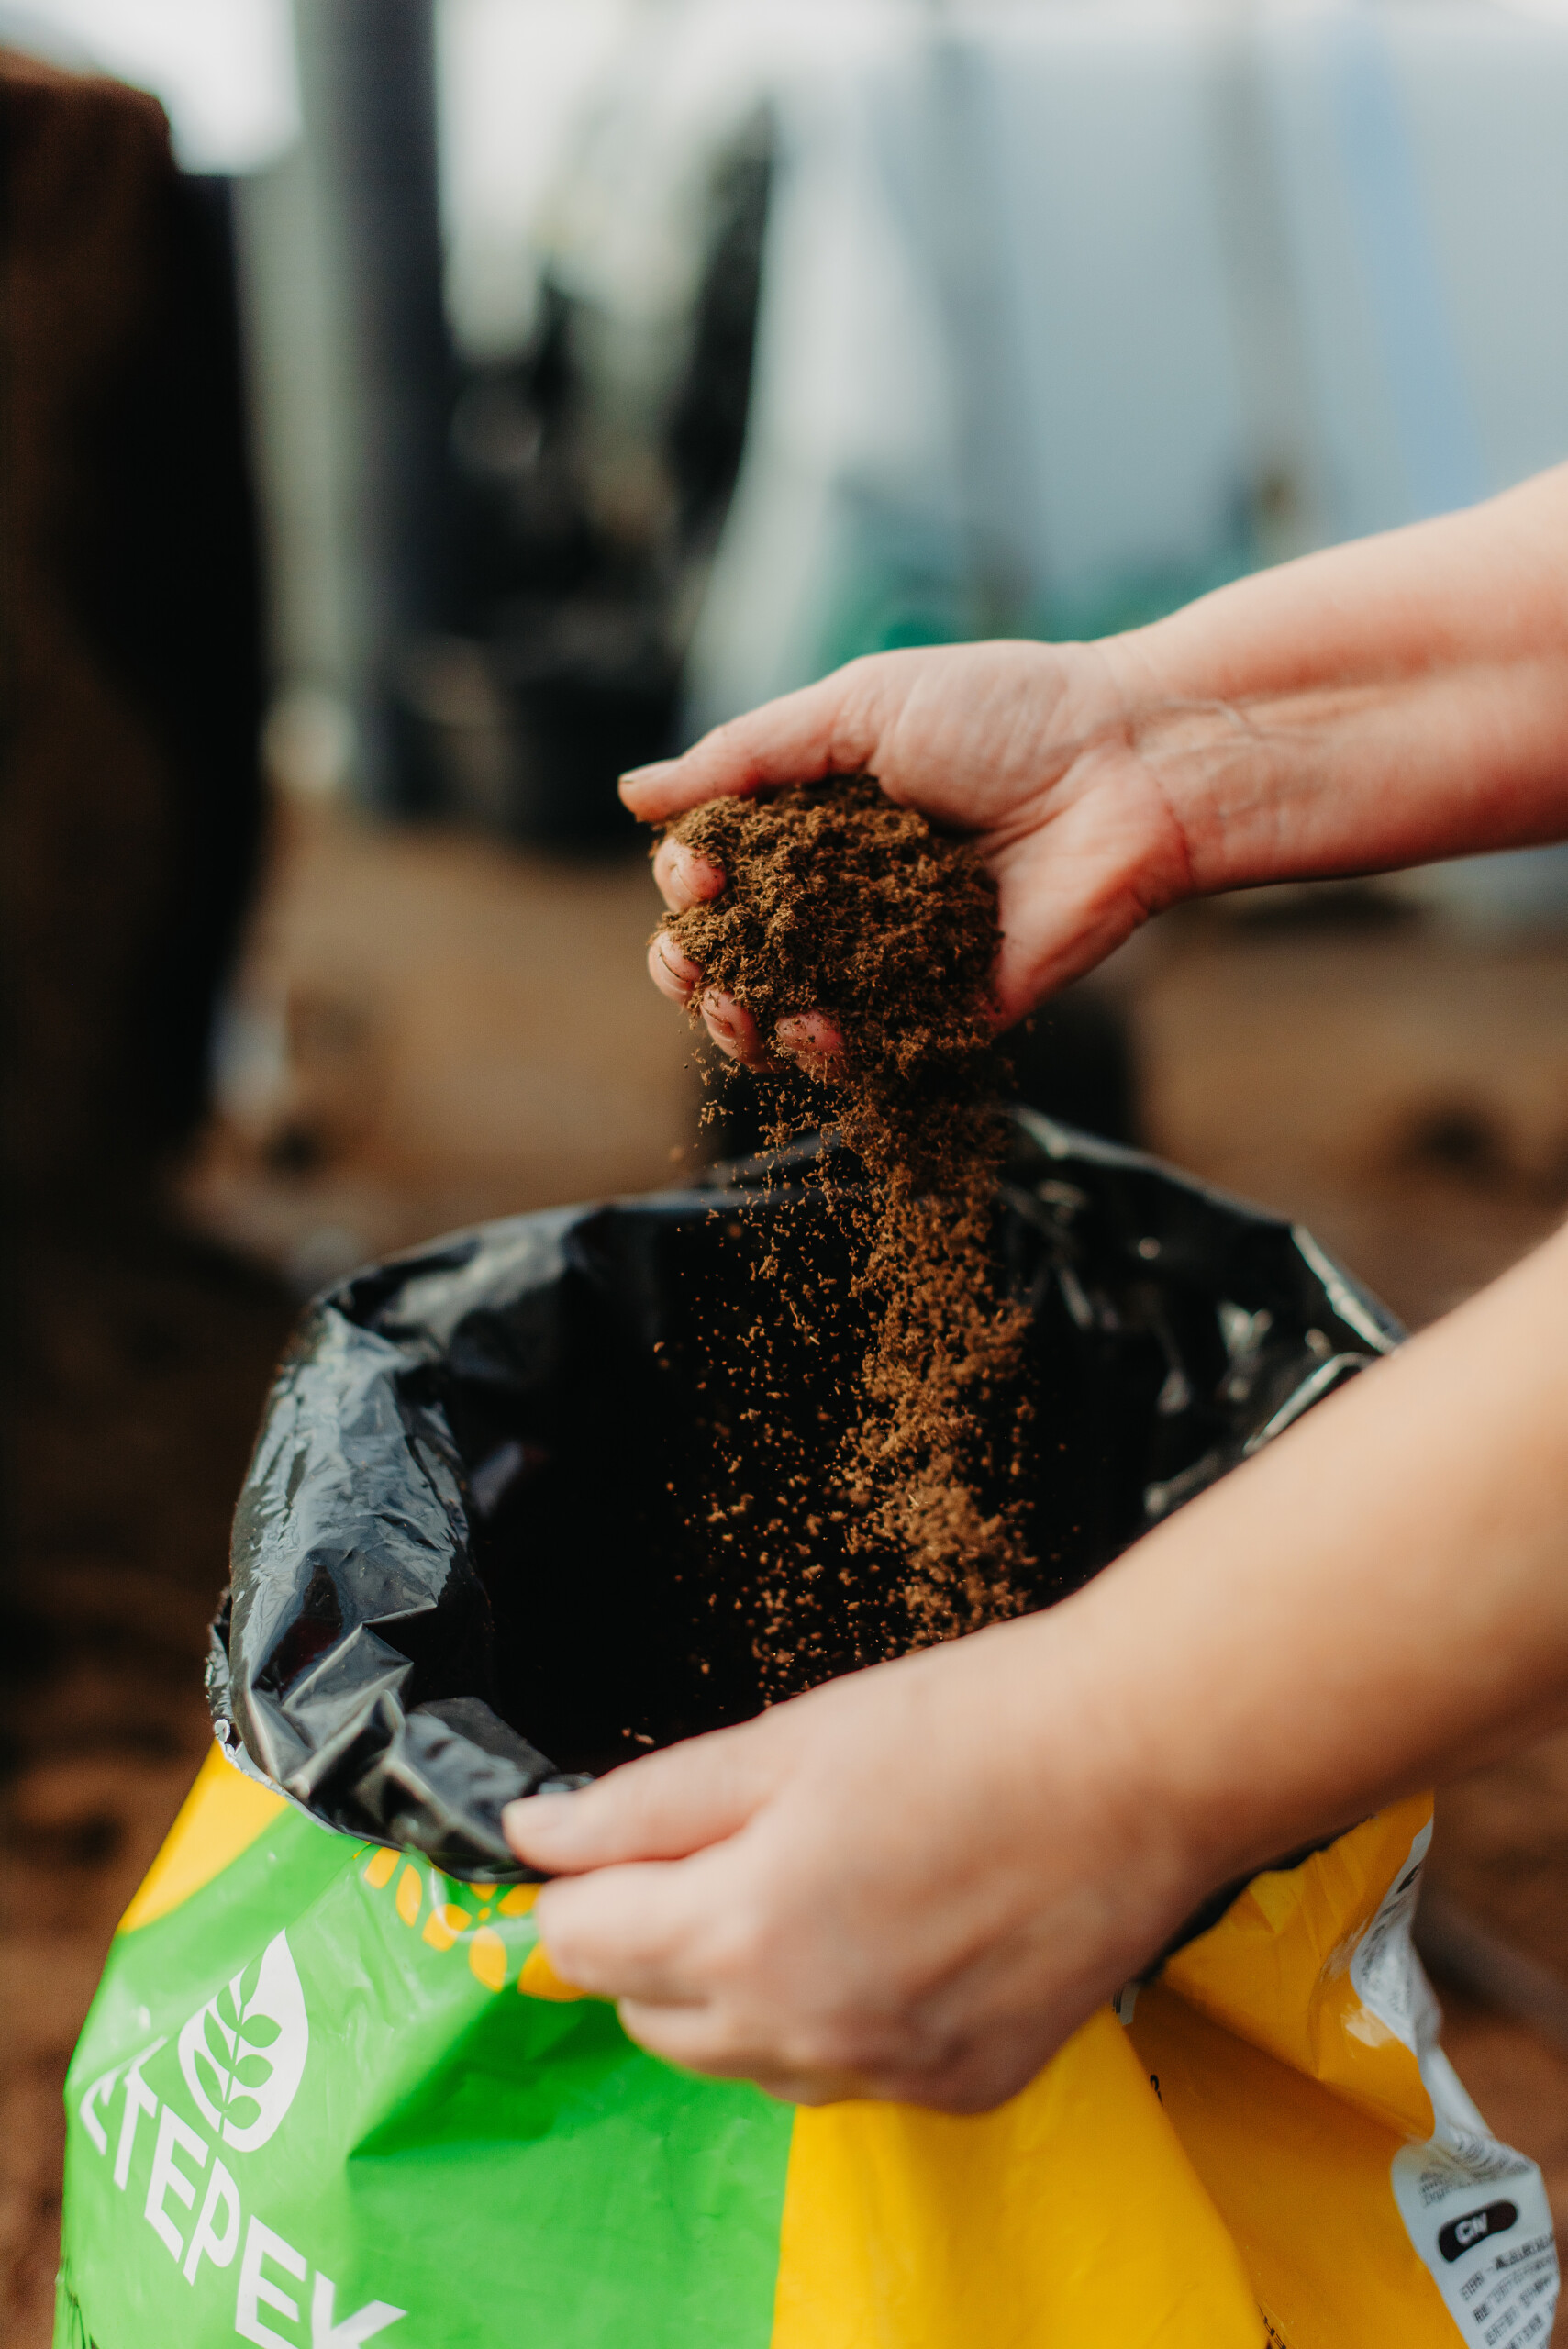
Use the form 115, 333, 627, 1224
208, 1108, 1401, 1882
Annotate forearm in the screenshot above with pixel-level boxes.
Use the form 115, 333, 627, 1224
1099, 462, 1568, 896
507, 1219, 1568, 2107
1027, 1215, 1568, 1897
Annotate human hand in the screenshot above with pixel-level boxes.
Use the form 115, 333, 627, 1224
502, 1606, 1207, 2112
507, 1206, 1568, 2114
631, 639, 1193, 1065
639, 473, 1568, 1059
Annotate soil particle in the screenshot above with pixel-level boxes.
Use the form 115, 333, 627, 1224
660, 775, 1033, 1687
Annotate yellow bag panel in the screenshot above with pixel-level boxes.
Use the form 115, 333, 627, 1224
112, 1765, 1553, 2343
117, 1741, 288, 1932
1161, 1797, 1434, 2143
1130, 1977, 1459, 2348
771, 2004, 1265, 2349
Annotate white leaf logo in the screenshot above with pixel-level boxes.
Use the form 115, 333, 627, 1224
177, 1931, 309, 2153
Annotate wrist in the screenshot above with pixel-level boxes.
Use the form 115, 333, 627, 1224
962, 1603, 1233, 1968
1092, 620, 1320, 901
1052, 628, 1278, 907
1083, 493, 1568, 896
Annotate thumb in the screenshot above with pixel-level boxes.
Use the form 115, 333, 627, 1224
503, 1720, 781, 1875
618, 667, 880, 823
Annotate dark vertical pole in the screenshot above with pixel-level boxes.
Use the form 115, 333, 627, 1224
292, 0, 451, 808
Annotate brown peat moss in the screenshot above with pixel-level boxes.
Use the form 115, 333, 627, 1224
659, 775, 1033, 1689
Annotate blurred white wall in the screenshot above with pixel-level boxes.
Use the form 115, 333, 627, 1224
15, 0, 1568, 916
436, 0, 909, 362
0, 0, 299, 170
683, 0, 1568, 734
437, 0, 633, 360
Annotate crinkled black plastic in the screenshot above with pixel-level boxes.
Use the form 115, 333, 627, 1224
209, 1110, 1402, 1877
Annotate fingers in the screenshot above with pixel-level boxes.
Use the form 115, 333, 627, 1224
504, 1720, 777, 1876
699, 992, 769, 1063
648, 930, 700, 1007
617, 1962, 1061, 2113
528, 1856, 871, 2092
528, 1862, 713, 2005
774, 1010, 843, 1066
615, 1996, 866, 2103
619, 670, 880, 823
613, 1998, 1016, 2111
649, 841, 774, 1059
647, 840, 768, 1062
544, 1877, 1054, 2113
647, 936, 829, 1069
648, 942, 837, 1070
652, 837, 724, 914
637, 700, 853, 1068
652, 951, 767, 1062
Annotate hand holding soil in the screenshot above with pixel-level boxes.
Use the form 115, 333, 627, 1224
546, 464, 1568, 2110
633, 466, 1568, 1062
505, 1605, 1206, 2112
509, 1212, 1568, 2107
629, 638, 1186, 1061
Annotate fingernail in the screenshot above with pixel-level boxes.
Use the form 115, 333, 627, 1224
503, 1792, 575, 1842
655, 933, 697, 984
619, 760, 678, 796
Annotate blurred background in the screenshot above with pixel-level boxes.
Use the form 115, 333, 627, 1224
5, 2, 1568, 2334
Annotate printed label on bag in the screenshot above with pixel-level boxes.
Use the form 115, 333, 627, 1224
1392, 2136, 1555, 2348
1353, 1825, 1558, 2347
178, 1932, 310, 2153
77, 1929, 406, 2347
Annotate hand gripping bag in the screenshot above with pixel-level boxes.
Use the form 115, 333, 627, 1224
57, 1114, 1559, 2349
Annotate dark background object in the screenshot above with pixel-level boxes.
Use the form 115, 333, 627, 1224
0, 50, 266, 1201
428, 114, 775, 845
0, 50, 282, 2340
292, 0, 454, 812
213, 1113, 1399, 1876
273, 45, 772, 841
1002, 988, 1140, 1146
666, 107, 774, 558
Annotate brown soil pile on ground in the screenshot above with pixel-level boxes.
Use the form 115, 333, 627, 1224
660, 774, 1032, 1684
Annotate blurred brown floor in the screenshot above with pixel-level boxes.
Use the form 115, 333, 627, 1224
5, 820, 1568, 2343
1, 1219, 297, 2340
178, 802, 701, 1285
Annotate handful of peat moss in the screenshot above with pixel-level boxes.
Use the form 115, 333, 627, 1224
659, 775, 1034, 1686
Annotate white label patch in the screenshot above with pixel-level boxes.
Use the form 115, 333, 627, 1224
1352, 1826, 1558, 2346
178, 1932, 310, 2153
1392, 2134, 1556, 2348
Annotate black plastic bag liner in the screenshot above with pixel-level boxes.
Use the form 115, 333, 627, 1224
210, 1109, 1402, 1877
